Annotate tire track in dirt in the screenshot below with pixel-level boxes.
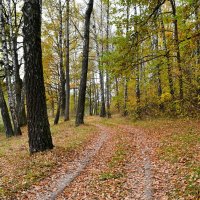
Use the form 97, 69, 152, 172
19, 125, 109, 200
118, 125, 153, 200
118, 124, 171, 200
18, 120, 170, 200
56, 124, 119, 199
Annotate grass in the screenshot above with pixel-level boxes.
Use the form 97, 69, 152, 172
0, 119, 97, 199
99, 135, 128, 181
100, 115, 200, 198
158, 124, 200, 199
132, 118, 200, 199
0, 115, 199, 199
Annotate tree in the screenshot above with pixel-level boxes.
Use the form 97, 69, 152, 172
0, 0, 22, 136
159, 7, 175, 99
7, 0, 27, 127
76, 0, 94, 126
64, 0, 70, 121
0, 0, 14, 138
23, 0, 53, 153
58, 0, 66, 117
170, 0, 183, 101
92, 11, 106, 117
0, 82, 14, 137
105, 0, 111, 118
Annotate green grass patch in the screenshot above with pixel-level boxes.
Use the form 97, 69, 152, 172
160, 130, 200, 163
99, 172, 124, 181
108, 143, 127, 168
99, 138, 127, 181
158, 123, 200, 199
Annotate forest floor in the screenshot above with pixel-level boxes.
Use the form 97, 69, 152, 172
0, 115, 199, 199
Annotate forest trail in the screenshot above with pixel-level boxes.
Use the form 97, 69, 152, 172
20, 118, 172, 200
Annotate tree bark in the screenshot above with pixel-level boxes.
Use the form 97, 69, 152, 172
54, 101, 60, 125
0, 0, 22, 136
75, 0, 94, 126
123, 0, 130, 117
89, 78, 93, 116
93, 72, 99, 115
92, 13, 106, 117
19, 82, 27, 126
8, 0, 27, 127
170, 0, 183, 101
123, 77, 128, 116
64, 0, 70, 121
160, 8, 175, 99
115, 77, 120, 112
23, 0, 53, 153
195, 6, 200, 65
0, 82, 14, 138
134, 6, 141, 105
59, 0, 66, 117
152, 19, 163, 104
106, 0, 111, 118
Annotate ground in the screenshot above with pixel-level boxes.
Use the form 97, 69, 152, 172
0, 116, 199, 199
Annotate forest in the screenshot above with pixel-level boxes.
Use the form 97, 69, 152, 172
0, 0, 199, 199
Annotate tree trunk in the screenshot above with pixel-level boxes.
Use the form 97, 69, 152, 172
134, 7, 141, 105
92, 13, 106, 117
0, 82, 14, 138
93, 72, 99, 115
123, 77, 128, 116
8, 0, 27, 127
89, 78, 93, 116
115, 77, 120, 112
136, 64, 141, 104
160, 8, 175, 99
54, 102, 60, 125
59, 0, 66, 117
152, 19, 163, 110
106, 0, 111, 118
51, 99, 55, 117
170, 0, 183, 101
123, 1, 130, 117
64, 0, 70, 121
0, 1, 22, 136
195, 6, 200, 65
19, 82, 27, 126
195, 5, 200, 98
23, 0, 53, 153
75, 0, 94, 126
73, 78, 77, 115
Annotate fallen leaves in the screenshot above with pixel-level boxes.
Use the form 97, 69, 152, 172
0, 121, 98, 199
0, 116, 199, 199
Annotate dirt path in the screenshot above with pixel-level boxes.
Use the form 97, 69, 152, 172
19, 121, 171, 200
56, 123, 169, 200
19, 125, 110, 200
119, 124, 171, 200
119, 125, 153, 200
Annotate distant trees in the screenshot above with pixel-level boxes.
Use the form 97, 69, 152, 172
103, 0, 200, 118
0, 0, 199, 148
23, 0, 53, 153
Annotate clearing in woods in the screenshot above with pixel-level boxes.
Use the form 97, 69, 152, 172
0, 116, 199, 199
